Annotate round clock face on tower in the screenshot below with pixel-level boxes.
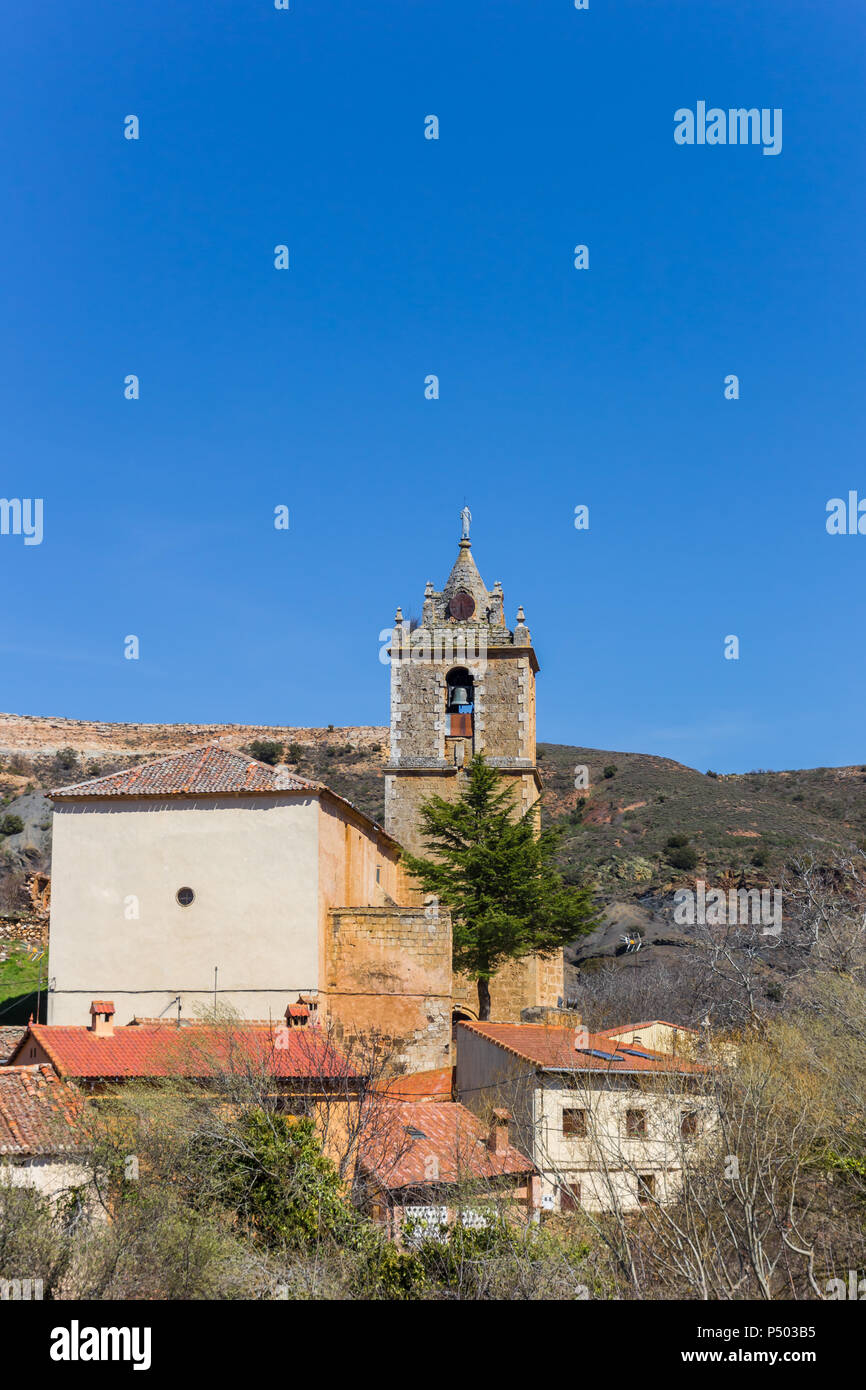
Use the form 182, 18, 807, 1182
448, 589, 476, 620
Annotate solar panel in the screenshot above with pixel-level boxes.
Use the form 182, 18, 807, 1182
575, 1047, 622, 1061
615, 1047, 656, 1060
406, 1126, 427, 1139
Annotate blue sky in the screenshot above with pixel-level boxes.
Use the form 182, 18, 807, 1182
1, 1, 864, 773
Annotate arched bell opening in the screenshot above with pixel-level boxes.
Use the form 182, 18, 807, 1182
445, 666, 474, 740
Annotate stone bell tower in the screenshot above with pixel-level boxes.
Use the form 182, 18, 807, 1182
384, 510, 563, 1021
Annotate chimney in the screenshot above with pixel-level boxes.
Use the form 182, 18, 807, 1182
88, 1000, 115, 1037
488, 1108, 510, 1156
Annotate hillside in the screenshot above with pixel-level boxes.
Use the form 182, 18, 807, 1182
2, 714, 864, 982
534, 742, 866, 890
1, 717, 861, 1023
0, 711, 861, 906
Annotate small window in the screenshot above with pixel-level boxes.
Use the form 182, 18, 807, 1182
560, 1182, 581, 1212
626, 1109, 647, 1138
681, 1110, 700, 1138
176, 887, 195, 907
562, 1108, 588, 1138
637, 1174, 655, 1204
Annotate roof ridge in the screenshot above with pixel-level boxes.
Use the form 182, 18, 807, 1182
49, 742, 323, 800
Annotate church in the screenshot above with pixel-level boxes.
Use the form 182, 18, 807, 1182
44, 517, 563, 1069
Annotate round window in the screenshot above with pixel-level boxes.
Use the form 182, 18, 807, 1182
448, 589, 476, 620
176, 887, 195, 907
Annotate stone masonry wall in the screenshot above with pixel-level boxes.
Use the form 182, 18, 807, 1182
324, 906, 453, 1074
452, 950, 565, 1023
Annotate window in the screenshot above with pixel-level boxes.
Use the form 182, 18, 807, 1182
562, 1108, 588, 1138
176, 887, 195, 907
560, 1182, 582, 1212
681, 1110, 700, 1138
637, 1174, 655, 1204
626, 1109, 647, 1138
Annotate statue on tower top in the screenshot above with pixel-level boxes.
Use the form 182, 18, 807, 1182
460, 504, 472, 541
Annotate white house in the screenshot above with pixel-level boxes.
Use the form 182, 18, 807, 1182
456, 1020, 709, 1214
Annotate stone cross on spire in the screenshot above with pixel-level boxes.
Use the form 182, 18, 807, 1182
460, 504, 471, 541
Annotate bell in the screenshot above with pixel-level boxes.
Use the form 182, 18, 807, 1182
450, 685, 470, 707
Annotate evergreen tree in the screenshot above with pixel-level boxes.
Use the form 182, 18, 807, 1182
401, 755, 600, 1020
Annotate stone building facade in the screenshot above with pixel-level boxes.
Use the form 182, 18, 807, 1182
325, 907, 452, 1073
384, 524, 563, 1020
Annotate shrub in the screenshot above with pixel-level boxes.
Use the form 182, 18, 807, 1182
248, 740, 283, 766
0, 814, 24, 837
286, 743, 302, 763
665, 834, 689, 849
55, 748, 78, 772
667, 845, 698, 871
602, 765, 617, 779
208, 1112, 353, 1252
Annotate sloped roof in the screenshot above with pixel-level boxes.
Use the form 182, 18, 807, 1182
10, 1022, 360, 1082
458, 1022, 707, 1076
359, 1100, 533, 1191
376, 1067, 454, 1102
47, 743, 399, 846
0, 1026, 27, 1064
596, 1020, 701, 1037
0, 1064, 83, 1155
49, 744, 319, 800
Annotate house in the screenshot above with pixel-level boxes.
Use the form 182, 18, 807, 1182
46, 744, 452, 1072
355, 1098, 536, 1241
0, 1063, 87, 1198
9, 1000, 363, 1103
456, 1020, 709, 1214
595, 1020, 701, 1058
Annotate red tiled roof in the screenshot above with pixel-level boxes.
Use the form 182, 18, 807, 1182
376, 1067, 454, 1102
90, 1000, 114, 1014
458, 1022, 707, 1075
0, 1026, 27, 1064
49, 745, 320, 800
48, 743, 399, 845
10, 1022, 360, 1082
359, 1101, 534, 1191
0, 1064, 84, 1155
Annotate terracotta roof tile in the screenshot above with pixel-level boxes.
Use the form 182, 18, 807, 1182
458, 1022, 707, 1075
48, 743, 399, 846
49, 744, 320, 800
11, 1022, 360, 1082
0, 1064, 84, 1155
359, 1101, 534, 1191
0, 1026, 27, 1064
376, 1067, 454, 1102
